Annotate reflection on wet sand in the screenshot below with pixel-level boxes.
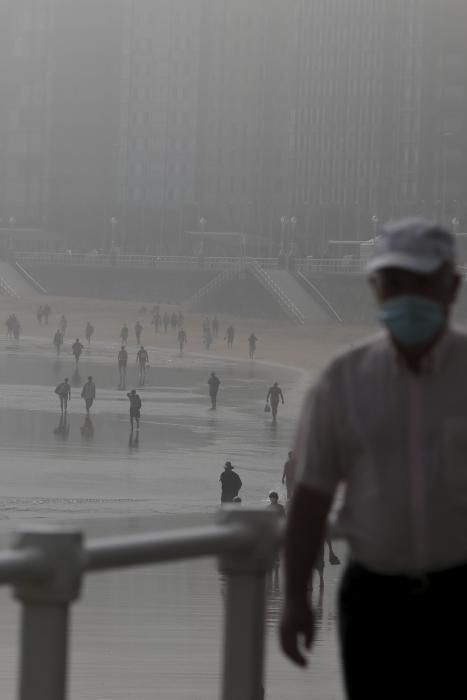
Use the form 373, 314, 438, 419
53, 414, 70, 439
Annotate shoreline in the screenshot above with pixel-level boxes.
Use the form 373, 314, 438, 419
0, 293, 374, 377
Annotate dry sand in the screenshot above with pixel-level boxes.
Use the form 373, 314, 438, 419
0, 294, 374, 375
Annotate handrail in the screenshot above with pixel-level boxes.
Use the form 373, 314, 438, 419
14, 262, 48, 294
84, 522, 253, 572
15, 251, 373, 274
4, 509, 281, 700
183, 259, 247, 310
0, 275, 19, 298
295, 270, 343, 322
248, 260, 305, 324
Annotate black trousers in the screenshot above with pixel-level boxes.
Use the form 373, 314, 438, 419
339, 560, 467, 699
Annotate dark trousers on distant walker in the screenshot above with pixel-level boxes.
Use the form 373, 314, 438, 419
339, 560, 467, 699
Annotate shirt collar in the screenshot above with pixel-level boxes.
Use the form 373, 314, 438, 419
389, 326, 453, 376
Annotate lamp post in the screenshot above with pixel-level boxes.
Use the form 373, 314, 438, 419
452, 217, 460, 235
110, 217, 118, 248
371, 215, 379, 239
280, 216, 287, 248
290, 216, 298, 251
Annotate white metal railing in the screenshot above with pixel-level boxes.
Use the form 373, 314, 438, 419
248, 260, 305, 324
295, 270, 343, 322
15, 251, 373, 274
0, 275, 19, 298
0, 508, 281, 700
14, 262, 48, 294
296, 258, 365, 274
183, 259, 248, 310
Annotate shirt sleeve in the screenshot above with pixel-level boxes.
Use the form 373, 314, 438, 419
294, 369, 343, 495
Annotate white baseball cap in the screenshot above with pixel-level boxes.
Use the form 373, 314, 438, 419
367, 217, 456, 274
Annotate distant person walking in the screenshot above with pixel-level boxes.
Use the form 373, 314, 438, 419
53, 329, 64, 356
85, 322, 94, 345
266, 382, 285, 423
204, 326, 213, 350
282, 451, 296, 500
72, 338, 84, 366
127, 389, 142, 430
120, 323, 129, 345
163, 312, 170, 333
135, 321, 143, 345
248, 333, 257, 359
225, 325, 235, 349
136, 345, 149, 386
208, 371, 221, 410
220, 461, 242, 503
118, 345, 128, 389
11, 315, 21, 342
152, 311, 161, 334
212, 317, 220, 338
55, 378, 71, 415
81, 376, 96, 416
178, 328, 187, 354
59, 314, 67, 336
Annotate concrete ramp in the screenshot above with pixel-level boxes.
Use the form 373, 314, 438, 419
266, 269, 329, 321
0, 261, 41, 298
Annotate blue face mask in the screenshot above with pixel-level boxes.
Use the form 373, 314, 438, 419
378, 295, 446, 346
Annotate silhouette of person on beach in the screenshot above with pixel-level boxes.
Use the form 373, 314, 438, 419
127, 389, 142, 430
178, 328, 187, 354
118, 345, 128, 389
53, 329, 63, 355
266, 382, 285, 423
208, 371, 221, 410
72, 338, 84, 366
120, 323, 129, 345
248, 333, 257, 359
136, 346, 149, 386
220, 461, 242, 503
55, 378, 71, 415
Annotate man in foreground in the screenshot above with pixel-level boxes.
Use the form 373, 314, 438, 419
280, 218, 467, 698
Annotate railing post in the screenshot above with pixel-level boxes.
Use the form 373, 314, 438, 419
13, 527, 84, 700
218, 508, 281, 700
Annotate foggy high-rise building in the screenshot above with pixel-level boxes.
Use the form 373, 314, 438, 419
116, 0, 203, 252
0, 0, 54, 228
2, 0, 467, 252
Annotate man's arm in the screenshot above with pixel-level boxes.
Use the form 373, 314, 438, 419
280, 389, 285, 403
280, 484, 333, 667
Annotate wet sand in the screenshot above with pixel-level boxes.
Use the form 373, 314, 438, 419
0, 325, 349, 698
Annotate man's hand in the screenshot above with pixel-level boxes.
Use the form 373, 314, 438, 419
279, 598, 315, 667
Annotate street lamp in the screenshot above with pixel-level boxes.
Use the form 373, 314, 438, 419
8, 216, 16, 228
110, 217, 118, 247
452, 217, 460, 234
371, 215, 379, 239
199, 217, 207, 232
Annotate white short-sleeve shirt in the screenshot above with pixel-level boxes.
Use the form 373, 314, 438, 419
295, 327, 467, 575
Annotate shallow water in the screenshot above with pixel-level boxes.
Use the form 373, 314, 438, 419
0, 338, 344, 699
